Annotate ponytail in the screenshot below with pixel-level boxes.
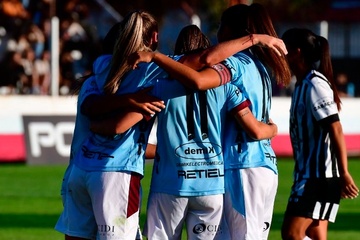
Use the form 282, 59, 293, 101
248, 3, 292, 87
104, 11, 157, 94
282, 28, 342, 110
317, 36, 341, 110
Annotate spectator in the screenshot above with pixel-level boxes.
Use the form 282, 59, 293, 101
34, 49, 51, 95
0, 0, 31, 36
335, 72, 355, 98
27, 23, 46, 58
0, 51, 27, 94
21, 47, 39, 94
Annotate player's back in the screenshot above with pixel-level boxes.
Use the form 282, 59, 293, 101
223, 51, 277, 173
73, 60, 168, 175
150, 77, 246, 196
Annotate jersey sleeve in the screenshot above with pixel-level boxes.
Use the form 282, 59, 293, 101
141, 55, 183, 88
222, 55, 246, 86
78, 76, 102, 106
310, 77, 339, 121
225, 83, 251, 113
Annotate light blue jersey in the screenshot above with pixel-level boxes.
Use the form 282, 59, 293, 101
73, 55, 181, 175
60, 55, 112, 200
223, 51, 277, 174
149, 76, 249, 196
68, 55, 111, 161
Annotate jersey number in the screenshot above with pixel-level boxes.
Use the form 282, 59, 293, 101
186, 90, 208, 141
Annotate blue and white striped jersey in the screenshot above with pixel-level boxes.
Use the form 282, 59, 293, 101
222, 51, 277, 174
289, 70, 340, 180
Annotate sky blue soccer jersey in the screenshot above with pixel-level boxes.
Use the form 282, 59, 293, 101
149, 75, 249, 196
222, 51, 277, 174
70, 55, 112, 161
73, 55, 182, 175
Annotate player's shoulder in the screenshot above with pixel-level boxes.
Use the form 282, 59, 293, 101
78, 76, 101, 101
306, 70, 327, 83
304, 70, 335, 99
233, 50, 254, 65
305, 70, 331, 90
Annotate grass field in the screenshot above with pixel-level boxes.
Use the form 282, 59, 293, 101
0, 158, 359, 240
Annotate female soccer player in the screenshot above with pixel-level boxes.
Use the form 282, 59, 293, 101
55, 11, 162, 240
281, 28, 359, 240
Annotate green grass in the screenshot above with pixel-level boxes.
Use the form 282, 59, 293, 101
269, 158, 360, 240
0, 159, 359, 240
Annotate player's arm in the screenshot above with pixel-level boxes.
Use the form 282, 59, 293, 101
145, 143, 157, 159
193, 34, 287, 67
90, 111, 146, 135
129, 34, 286, 90
129, 35, 286, 91
231, 103, 277, 140
129, 52, 229, 90
81, 88, 165, 119
327, 119, 359, 199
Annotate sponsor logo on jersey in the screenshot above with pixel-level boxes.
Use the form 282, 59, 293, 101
175, 142, 222, 160
265, 152, 277, 165
178, 168, 224, 179
313, 98, 335, 112
81, 146, 114, 160
176, 161, 223, 167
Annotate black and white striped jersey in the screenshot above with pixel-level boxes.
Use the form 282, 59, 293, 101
289, 70, 340, 180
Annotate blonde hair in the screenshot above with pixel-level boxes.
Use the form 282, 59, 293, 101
104, 10, 158, 94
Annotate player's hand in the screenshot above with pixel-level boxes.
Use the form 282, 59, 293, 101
253, 34, 288, 56
340, 172, 359, 199
267, 118, 278, 139
127, 87, 165, 116
128, 51, 155, 69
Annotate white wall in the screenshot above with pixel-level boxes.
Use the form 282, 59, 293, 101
0, 96, 359, 162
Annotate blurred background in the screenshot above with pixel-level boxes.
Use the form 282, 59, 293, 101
1, 0, 360, 97
0, 0, 359, 164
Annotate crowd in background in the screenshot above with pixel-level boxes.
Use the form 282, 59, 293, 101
0, 0, 357, 97
0, 0, 106, 95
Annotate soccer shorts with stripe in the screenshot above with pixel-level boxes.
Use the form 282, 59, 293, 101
284, 177, 341, 222
55, 164, 141, 240
224, 167, 278, 240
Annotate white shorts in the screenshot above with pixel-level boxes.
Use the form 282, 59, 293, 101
55, 164, 141, 240
144, 192, 226, 240
224, 167, 278, 240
